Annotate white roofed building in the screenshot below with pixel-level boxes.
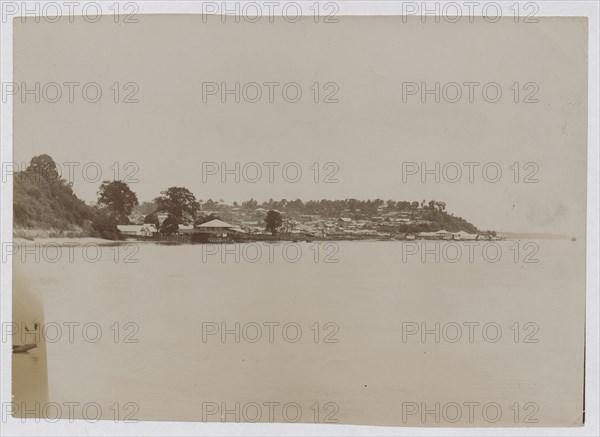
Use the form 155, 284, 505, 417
195, 219, 234, 237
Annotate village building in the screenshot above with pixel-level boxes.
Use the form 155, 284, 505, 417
196, 219, 234, 235
191, 219, 239, 242
418, 230, 453, 240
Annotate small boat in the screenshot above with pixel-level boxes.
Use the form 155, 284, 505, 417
13, 344, 37, 354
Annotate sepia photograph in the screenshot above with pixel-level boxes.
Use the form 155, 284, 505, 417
1, 1, 598, 436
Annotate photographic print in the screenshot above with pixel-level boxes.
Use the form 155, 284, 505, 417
2, 2, 595, 433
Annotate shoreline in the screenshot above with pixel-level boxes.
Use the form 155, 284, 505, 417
11, 231, 573, 247
12, 237, 127, 246
8, 235, 569, 247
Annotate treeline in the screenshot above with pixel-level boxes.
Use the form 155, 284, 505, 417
229, 198, 447, 217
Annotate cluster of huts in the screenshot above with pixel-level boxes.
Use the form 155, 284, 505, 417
417, 230, 481, 240
117, 220, 489, 242
117, 219, 240, 240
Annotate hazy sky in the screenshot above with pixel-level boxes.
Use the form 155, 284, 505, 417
14, 16, 587, 235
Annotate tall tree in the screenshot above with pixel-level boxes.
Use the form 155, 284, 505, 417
97, 180, 139, 223
26, 154, 60, 181
154, 187, 200, 222
264, 210, 283, 235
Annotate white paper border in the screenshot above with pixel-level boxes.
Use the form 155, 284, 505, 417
1, 1, 598, 436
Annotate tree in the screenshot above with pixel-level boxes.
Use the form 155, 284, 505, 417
154, 187, 200, 222
159, 214, 180, 235
202, 198, 218, 211
97, 180, 139, 223
144, 213, 159, 227
265, 210, 283, 235
26, 154, 60, 181
242, 198, 258, 209
89, 206, 123, 240
287, 199, 304, 211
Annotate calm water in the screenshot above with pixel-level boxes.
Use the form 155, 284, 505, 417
14, 240, 585, 426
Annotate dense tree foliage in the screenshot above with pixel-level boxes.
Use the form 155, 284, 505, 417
89, 207, 123, 240
97, 180, 139, 223
13, 155, 125, 239
26, 154, 60, 181
154, 187, 200, 222
14, 155, 91, 230
144, 213, 160, 227
159, 215, 180, 235
265, 210, 283, 235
